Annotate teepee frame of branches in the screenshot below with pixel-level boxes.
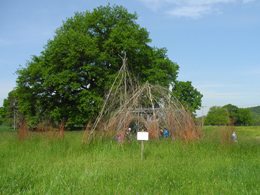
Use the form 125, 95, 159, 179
82, 53, 200, 144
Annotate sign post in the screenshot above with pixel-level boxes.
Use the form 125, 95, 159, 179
137, 132, 149, 160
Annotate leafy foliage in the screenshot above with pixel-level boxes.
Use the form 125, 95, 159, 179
0, 90, 20, 127
171, 81, 203, 114
0, 107, 3, 125
222, 104, 253, 126
204, 106, 230, 125
205, 104, 253, 126
222, 104, 238, 122
0, 100, 8, 125
236, 108, 253, 126
249, 106, 260, 115
249, 106, 260, 125
15, 4, 187, 127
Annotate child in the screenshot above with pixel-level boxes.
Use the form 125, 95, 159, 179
231, 131, 237, 142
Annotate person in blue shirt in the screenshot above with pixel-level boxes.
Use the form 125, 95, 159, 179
133, 125, 137, 135
231, 131, 237, 142
164, 129, 169, 138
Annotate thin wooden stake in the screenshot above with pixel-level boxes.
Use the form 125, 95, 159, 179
141, 140, 144, 160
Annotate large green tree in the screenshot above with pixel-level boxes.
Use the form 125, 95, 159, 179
171, 81, 203, 114
15, 4, 201, 127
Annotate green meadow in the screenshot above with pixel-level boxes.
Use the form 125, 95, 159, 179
1, 125, 260, 194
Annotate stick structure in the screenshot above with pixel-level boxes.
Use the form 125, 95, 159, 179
82, 53, 200, 144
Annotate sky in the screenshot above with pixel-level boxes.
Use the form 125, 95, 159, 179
1, 0, 260, 116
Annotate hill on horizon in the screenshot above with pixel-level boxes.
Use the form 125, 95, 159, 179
248, 106, 260, 115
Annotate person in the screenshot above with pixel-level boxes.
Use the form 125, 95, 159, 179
160, 129, 164, 138
133, 125, 137, 135
115, 135, 121, 142
115, 132, 123, 143
126, 127, 132, 141
164, 129, 169, 138
231, 131, 237, 142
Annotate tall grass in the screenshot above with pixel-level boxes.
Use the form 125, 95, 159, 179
0, 126, 260, 194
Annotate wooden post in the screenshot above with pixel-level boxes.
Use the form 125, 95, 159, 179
137, 131, 148, 161
141, 140, 144, 160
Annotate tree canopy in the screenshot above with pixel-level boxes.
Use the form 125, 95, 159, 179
0, 107, 4, 125
204, 104, 253, 126
249, 106, 260, 125
171, 81, 203, 114
236, 108, 253, 126
204, 106, 230, 126
15, 4, 201, 127
0, 90, 20, 127
222, 104, 253, 126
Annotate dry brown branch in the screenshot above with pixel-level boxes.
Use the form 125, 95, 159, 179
18, 120, 29, 141
59, 121, 65, 139
83, 54, 201, 144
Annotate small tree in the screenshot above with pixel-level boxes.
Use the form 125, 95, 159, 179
236, 108, 253, 126
204, 106, 230, 126
1, 90, 21, 128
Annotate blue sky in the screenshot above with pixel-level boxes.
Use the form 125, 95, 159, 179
1, 0, 260, 116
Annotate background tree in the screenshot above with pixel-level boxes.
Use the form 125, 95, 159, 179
251, 113, 260, 126
249, 106, 260, 125
204, 105, 254, 126
236, 108, 253, 126
204, 106, 230, 126
0, 107, 5, 125
0, 90, 20, 128
171, 81, 203, 114
222, 104, 239, 124
15, 4, 201, 127
0, 99, 8, 126
222, 104, 253, 126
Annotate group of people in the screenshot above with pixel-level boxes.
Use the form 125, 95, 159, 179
116, 127, 238, 143
115, 127, 134, 142
115, 126, 170, 142
160, 128, 168, 138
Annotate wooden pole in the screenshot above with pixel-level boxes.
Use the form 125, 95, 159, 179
141, 140, 144, 160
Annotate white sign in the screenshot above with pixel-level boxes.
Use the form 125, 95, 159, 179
137, 132, 149, 141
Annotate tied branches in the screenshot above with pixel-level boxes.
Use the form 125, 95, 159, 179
83, 54, 201, 144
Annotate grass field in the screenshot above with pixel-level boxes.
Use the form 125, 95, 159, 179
1, 125, 260, 194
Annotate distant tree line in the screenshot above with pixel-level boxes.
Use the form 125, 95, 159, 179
203, 104, 260, 126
